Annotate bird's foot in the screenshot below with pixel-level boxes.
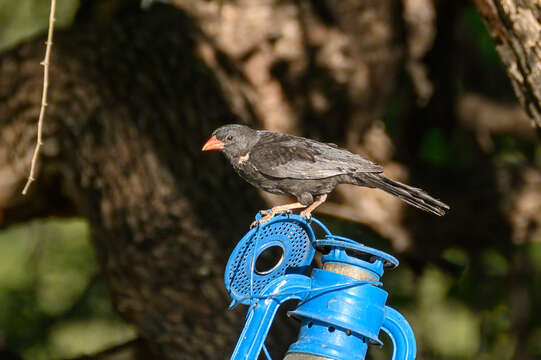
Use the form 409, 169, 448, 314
258, 209, 292, 216
250, 211, 277, 229
250, 208, 295, 228
299, 209, 313, 221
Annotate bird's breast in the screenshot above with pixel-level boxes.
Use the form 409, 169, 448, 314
233, 161, 285, 195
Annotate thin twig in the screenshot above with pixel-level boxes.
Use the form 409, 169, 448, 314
22, 0, 57, 195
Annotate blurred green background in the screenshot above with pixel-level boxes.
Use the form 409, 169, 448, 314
0, 219, 136, 359
1, 0, 540, 359
0, 0, 78, 52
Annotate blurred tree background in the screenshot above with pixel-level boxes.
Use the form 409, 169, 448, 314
0, 0, 540, 359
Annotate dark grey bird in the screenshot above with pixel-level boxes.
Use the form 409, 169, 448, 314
202, 124, 449, 225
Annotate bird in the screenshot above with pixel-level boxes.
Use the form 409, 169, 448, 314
202, 124, 449, 226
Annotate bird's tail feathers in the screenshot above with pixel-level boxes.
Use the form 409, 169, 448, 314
356, 173, 449, 216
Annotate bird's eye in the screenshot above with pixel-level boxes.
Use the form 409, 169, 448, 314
227, 135, 233, 141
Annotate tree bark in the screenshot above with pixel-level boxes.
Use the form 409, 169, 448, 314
474, 0, 541, 129
1, 5, 269, 359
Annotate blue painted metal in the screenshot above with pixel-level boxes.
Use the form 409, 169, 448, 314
286, 234, 409, 360
289, 269, 387, 342
381, 306, 417, 360
314, 238, 397, 281
225, 213, 416, 360
225, 214, 315, 306
229, 274, 311, 359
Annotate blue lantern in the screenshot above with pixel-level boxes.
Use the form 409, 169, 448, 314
225, 213, 416, 360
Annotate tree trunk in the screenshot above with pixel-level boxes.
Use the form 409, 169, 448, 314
474, 0, 541, 129
1, 5, 269, 359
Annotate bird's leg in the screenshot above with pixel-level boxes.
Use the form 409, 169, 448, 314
251, 202, 306, 228
258, 202, 304, 216
299, 194, 327, 220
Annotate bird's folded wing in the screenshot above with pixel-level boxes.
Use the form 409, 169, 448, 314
250, 139, 383, 179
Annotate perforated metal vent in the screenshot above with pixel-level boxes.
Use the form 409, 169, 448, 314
225, 214, 315, 305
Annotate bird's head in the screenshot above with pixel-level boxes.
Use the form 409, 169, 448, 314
202, 124, 259, 159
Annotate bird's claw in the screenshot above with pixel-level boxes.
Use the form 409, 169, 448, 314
250, 217, 270, 229
251, 211, 279, 228
299, 210, 312, 221
250, 220, 260, 229
258, 209, 292, 217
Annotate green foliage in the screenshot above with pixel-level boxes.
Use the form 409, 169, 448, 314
416, 267, 480, 357
463, 6, 501, 68
419, 128, 450, 165
493, 135, 529, 166
0, 219, 136, 359
418, 128, 474, 169
0, 0, 79, 51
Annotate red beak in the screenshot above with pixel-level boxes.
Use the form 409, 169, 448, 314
202, 135, 225, 151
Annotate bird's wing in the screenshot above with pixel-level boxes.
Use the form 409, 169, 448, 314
250, 133, 382, 179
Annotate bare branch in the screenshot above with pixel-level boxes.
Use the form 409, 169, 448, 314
402, 0, 436, 105
22, 0, 56, 195
458, 92, 536, 151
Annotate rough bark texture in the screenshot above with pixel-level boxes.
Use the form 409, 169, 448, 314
175, 0, 403, 140
1, 5, 268, 359
402, 0, 436, 105
474, 0, 541, 128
